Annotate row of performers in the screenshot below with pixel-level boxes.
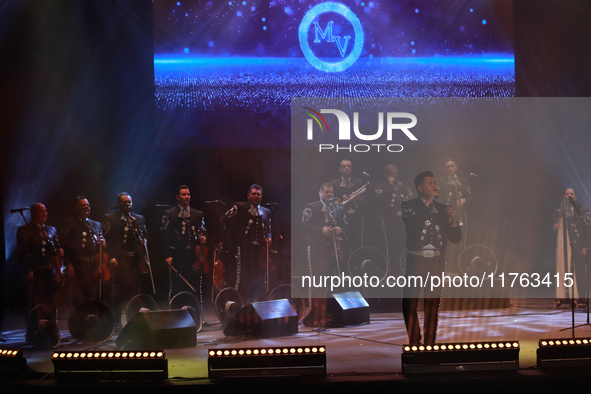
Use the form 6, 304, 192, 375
16, 184, 275, 335
15, 171, 590, 345
15, 157, 472, 342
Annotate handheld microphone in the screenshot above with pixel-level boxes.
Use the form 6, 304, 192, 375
568, 196, 582, 216
205, 200, 225, 205
10, 207, 29, 213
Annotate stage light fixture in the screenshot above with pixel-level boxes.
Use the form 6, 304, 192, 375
0, 348, 28, 376
208, 346, 327, 378
52, 350, 168, 381
402, 341, 520, 374
537, 338, 591, 370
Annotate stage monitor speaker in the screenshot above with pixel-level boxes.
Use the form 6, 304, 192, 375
116, 309, 196, 349
223, 299, 298, 338
326, 291, 370, 327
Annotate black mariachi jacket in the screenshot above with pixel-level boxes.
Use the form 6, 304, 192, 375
401, 198, 461, 255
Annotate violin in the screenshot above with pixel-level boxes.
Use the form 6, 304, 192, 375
45, 238, 65, 286
193, 227, 210, 273
132, 224, 156, 294
128, 223, 150, 274
93, 231, 110, 282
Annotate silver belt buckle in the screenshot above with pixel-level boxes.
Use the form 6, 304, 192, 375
423, 250, 435, 258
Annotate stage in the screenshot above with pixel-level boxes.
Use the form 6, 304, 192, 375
2, 298, 591, 392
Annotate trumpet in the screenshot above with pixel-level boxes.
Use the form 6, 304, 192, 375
341, 182, 369, 206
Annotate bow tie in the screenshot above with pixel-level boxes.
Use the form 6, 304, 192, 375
179, 207, 190, 219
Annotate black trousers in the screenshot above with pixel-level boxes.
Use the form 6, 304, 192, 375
402, 254, 445, 345
110, 254, 141, 323
169, 248, 203, 299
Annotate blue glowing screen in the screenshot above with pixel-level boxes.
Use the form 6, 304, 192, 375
152, 0, 515, 148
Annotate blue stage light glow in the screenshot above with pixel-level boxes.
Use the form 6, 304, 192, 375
298, 2, 364, 72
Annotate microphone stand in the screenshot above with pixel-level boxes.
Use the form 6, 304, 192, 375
264, 203, 284, 300
559, 198, 576, 336
17, 211, 28, 225
570, 199, 591, 331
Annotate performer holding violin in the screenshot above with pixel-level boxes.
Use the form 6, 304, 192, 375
102, 192, 148, 328
160, 185, 207, 301
17, 203, 65, 322
59, 197, 107, 309
302, 182, 348, 329
222, 184, 272, 305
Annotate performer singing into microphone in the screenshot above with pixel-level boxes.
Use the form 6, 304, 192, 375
222, 184, 272, 304
302, 182, 348, 328
160, 185, 207, 300
102, 192, 147, 328
59, 197, 106, 308
553, 188, 591, 307
401, 171, 461, 345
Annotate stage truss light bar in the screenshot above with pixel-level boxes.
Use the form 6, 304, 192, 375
52, 350, 168, 381
0, 348, 27, 374
208, 346, 327, 378
402, 341, 520, 374
537, 338, 591, 370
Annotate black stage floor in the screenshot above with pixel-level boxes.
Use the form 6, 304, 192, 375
2, 298, 591, 393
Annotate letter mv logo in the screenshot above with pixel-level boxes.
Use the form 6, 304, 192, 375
299, 2, 364, 72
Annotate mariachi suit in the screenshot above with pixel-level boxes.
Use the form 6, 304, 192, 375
17, 222, 63, 311
223, 202, 272, 304
302, 200, 348, 327
161, 205, 206, 299
374, 180, 415, 271
59, 216, 103, 306
437, 175, 472, 208
401, 198, 461, 345
437, 175, 471, 243
102, 210, 146, 323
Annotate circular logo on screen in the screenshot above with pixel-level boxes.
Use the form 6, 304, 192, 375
298, 2, 364, 72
